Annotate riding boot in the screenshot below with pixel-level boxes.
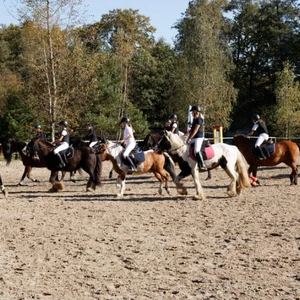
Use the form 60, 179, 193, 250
126, 156, 137, 172
56, 152, 66, 168
257, 146, 266, 160
196, 152, 207, 171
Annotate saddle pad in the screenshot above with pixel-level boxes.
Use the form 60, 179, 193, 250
133, 151, 145, 163
189, 145, 215, 161
204, 145, 215, 160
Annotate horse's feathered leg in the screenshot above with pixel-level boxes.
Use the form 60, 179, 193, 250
223, 167, 237, 197
191, 166, 205, 200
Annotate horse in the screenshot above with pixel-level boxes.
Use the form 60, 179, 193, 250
144, 129, 212, 180
0, 138, 75, 185
28, 138, 102, 192
95, 140, 178, 197
232, 135, 299, 185
157, 131, 251, 200
0, 144, 8, 198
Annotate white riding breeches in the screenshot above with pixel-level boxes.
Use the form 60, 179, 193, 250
255, 133, 269, 147
123, 142, 136, 158
192, 137, 204, 154
54, 142, 69, 154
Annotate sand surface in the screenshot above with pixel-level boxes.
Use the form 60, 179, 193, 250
0, 159, 300, 299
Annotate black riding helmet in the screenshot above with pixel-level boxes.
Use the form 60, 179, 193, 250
59, 120, 68, 127
120, 116, 130, 124
170, 114, 177, 119
34, 124, 41, 129
252, 114, 260, 122
190, 105, 201, 112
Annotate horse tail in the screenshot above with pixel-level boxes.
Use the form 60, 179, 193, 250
163, 152, 177, 181
94, 154, 102, 186
235, 149, 251, 188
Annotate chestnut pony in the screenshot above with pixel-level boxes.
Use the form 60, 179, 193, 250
28, 138, 102, 192
232, 135, 299, 185
96, 140, 178, 198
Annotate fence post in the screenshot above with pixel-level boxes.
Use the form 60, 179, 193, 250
213, 125, 223, 144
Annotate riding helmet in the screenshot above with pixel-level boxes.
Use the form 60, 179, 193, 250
59, 120, 68, 127
252, 114, 260, 121
190, 105, 201, 112
120, 116, 130, 124
34, 124, 41, 129
170, 114, 177, 119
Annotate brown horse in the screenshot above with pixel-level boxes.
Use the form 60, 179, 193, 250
0, 138, 74, 185
28, 138, 102, 192
232, 135, 299, 185
96, 140, 179, 197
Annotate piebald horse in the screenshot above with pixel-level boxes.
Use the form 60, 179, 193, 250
96, 141, 178, 198
158, 131, 251, 200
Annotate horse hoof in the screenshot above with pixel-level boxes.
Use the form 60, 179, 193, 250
48, 187, 58, 193
86, 187, 95, 192
117, 193, 123, 198
227, 191, 237, 197
193, 195, 203, 200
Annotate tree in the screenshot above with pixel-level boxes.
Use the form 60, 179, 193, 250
16, 0, 84, 140
173, 0, 237, 131
96, 9, 156, 123
274, 62, 300, 139
228, 0, 300, 130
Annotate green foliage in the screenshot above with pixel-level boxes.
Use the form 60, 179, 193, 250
274, 62, 300, 138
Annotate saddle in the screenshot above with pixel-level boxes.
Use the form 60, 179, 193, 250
189, 139, 215, 161
252, 139, 275, 159
122, 144, 145, 167
57, 146, 74, 166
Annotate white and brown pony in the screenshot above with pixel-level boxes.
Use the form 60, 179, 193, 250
158, 131, 251, 200
97, 141, 178, 198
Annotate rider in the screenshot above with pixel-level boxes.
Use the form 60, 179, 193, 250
22, 124, 45, 154
120, 116, 137, 172
169, 114, 179, 134
34, 124, 45, 140
186, 105, 207, 171
164, 118, 171, 131
53, 120, 70, 168
246, 114, 269, 160
83, 123, 98, 149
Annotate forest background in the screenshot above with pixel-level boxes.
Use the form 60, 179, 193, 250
1, 0, 300, 142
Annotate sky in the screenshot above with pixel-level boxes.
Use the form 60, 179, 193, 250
1, 0, 191, 45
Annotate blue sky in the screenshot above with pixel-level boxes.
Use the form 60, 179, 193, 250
1, 0, 190, 45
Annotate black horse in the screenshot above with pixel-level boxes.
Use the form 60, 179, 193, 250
28, 138, 102, 192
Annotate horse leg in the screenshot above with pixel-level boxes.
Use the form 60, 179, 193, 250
153, 172, 164, 195
116, 176, 126, 198
173, 172, 187, 195
290, 163, 298, 185
49, 171, 64, 192
0, 175, 8, 198
86, 177, 96, 192
223, 167, 237, 197
191, 167, 205, 200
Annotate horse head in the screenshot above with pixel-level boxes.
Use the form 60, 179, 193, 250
27, 138, 54, 162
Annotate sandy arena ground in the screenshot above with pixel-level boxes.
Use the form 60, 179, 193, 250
0, 159, 300, 300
